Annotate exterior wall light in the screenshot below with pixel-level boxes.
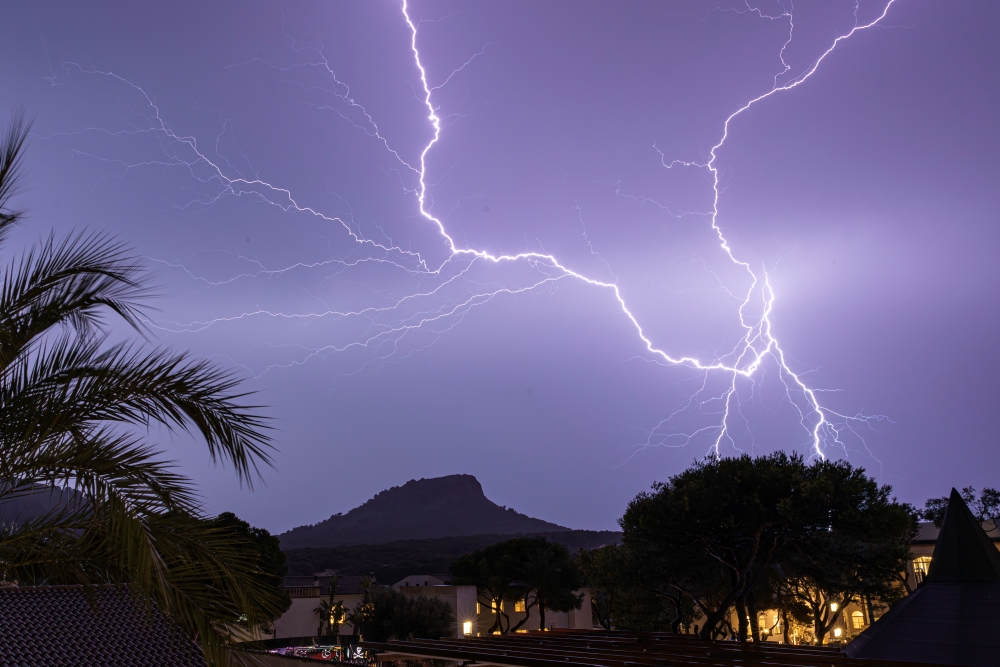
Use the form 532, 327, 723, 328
829, 603, 839, 613
462, 621, 473, 635
833, 628, 842, 638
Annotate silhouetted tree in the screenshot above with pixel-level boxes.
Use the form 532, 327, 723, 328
621, 452, 915, 643
452, 537, 583, 633
506, 538, 583, 631
348, 580, 454, 642
451, 546, 516, 633
923, 486, 998, 530
217, 511, 292, 629
578, 543, 694, 633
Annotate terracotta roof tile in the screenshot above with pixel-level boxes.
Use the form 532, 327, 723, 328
0, 585, 205, 667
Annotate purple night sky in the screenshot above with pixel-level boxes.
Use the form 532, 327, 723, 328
1, 0, 998, 533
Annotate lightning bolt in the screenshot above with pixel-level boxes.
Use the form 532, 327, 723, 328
38, 0, 901, 462
395, 0, 897, 460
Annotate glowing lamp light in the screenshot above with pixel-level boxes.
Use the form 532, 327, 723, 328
462, 622, 473, 635
830, 603, 839, 613
834, 628, 842, 638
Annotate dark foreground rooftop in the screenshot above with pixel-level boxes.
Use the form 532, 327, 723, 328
363, 630, 944, 667
846, 488, 1000, 666
0, 585, 205, 667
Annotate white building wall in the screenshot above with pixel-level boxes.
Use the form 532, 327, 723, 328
474, 589, 593, 634
395, 582, 479, 638
272, 593, 365, 639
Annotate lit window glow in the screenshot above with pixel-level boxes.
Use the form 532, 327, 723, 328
913, 556, 933, 584
852, 611, 865, 629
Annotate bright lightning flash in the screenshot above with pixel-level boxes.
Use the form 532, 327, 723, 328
40, 0, 900, 461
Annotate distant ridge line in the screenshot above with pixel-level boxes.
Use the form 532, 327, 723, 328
283, 530, 623, 581
278, 474, 571, 550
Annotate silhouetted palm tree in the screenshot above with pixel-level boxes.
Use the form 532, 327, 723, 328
0, 109, 284, 665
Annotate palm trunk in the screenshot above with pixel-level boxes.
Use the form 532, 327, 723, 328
538, 599, 546, 631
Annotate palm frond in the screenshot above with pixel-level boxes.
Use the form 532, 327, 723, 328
0, 231, 152, 369
0, 110, 279, 667
0, 107, 30, 243
0, 335, 273, 487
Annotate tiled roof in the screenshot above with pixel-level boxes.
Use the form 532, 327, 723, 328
0, 585, 205, 667
282, 576, 315, 588
322, 575, 367, 596
282, 575, 369, 596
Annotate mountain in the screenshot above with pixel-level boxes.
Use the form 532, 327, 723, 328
283, 530, 623, 582
278, 474, 570, 549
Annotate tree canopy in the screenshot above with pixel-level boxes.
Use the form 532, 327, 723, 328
215, 511, 292, 628
348, 580, 455, 642
620, 452, 916, 643
451, 536, 583, 633
923, 486, 998, 530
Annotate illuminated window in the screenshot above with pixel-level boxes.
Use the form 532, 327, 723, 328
463, 621, 473, 635
476, 602, 481, 615
913, 556, 932, 584
515, 599, 526, 613
851, 611, 865, 629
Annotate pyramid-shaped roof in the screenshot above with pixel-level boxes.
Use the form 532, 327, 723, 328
845, 489, 1000, 666
925, 489, 1000, 583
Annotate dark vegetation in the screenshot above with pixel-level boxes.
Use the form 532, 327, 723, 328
284, 530, 619, 583
923, 486, 998, 529
279, 474, 569, 549
581, 453, 916, 644
215, 512, 292, 625
451, 537, 584, 632
348, 579, 455, 642
0, 110, 284, 665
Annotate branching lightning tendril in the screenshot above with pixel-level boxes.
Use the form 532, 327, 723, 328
42, 0, 900, 462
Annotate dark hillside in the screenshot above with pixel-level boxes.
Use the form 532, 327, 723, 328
279, 475, 568, 549
283, 530, 622, 583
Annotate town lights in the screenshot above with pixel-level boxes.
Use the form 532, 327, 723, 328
834, 628, 843, 638
463, 621, 472, 636
829, 603, 839, 613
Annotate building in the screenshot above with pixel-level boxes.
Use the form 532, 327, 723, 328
846, 488, 1000, 665
906, 517, 1000, 589
0, 584, 205, 666
738, 505, 1000, 645
394, 574, 479, 637
272, 572, 592, 640
273, 574, 368, 639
